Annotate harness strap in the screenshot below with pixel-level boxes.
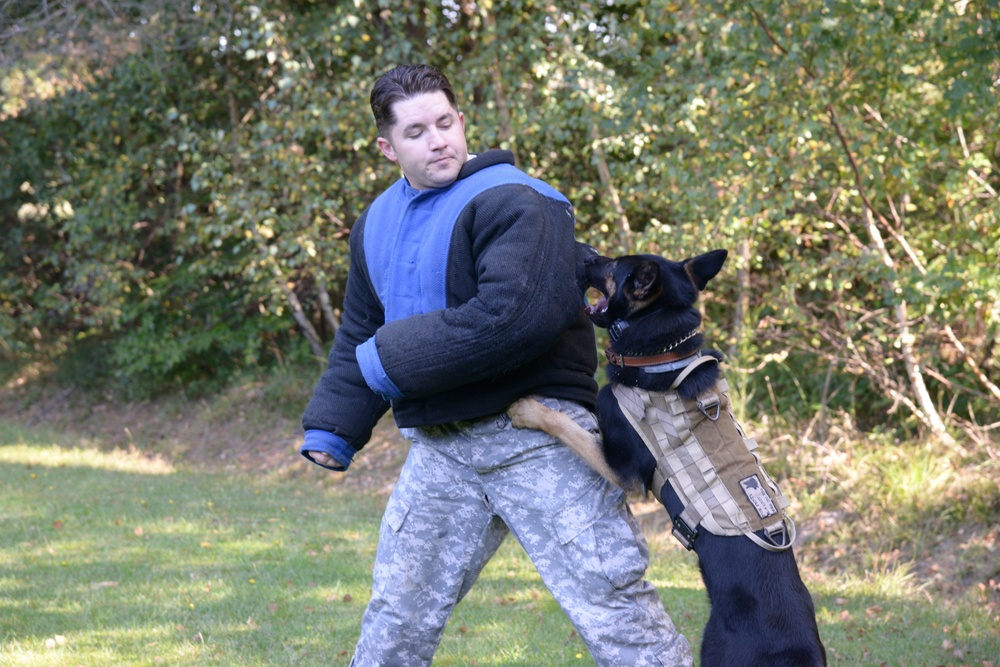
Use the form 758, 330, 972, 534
669, 354, 718, 390
613, 377, 796, 553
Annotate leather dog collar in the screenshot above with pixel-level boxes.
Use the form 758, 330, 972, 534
605, 327, 702, 368
605, 348, 700, 368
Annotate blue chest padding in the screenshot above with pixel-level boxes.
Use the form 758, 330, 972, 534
363, 163, 567, 322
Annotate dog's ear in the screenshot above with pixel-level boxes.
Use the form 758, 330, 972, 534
628, 260, 661, 300
684, 249, 728, 291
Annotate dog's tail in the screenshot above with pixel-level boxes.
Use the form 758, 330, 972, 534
507, 397, 631, 491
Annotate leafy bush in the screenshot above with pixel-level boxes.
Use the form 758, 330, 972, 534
1, 0, 997, 437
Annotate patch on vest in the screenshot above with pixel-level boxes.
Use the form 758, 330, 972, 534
740, 474, 778, 519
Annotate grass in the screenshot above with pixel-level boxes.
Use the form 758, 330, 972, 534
1, 432, 997, 666
1, 362, 999, 666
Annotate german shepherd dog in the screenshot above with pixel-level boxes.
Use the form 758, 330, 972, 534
509, 246, 826, 667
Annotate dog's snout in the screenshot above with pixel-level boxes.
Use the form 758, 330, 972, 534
583, 253, 611, 269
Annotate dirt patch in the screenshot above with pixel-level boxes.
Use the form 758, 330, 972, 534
0, 369, 411, 491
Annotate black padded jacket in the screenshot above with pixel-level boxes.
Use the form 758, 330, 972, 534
301, 150, 598, 462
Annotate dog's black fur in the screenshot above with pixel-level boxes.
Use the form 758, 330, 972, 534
578, 245, 727, 487
576, 245, 826, 666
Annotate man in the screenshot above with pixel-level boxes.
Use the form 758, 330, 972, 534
301, 64, 693, 666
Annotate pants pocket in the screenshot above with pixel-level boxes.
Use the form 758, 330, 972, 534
552, 489, 649, 594
592, 497, 650, 590
372, 494, 410, 596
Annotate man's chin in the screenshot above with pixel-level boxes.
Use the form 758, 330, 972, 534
425, 165, 461, 188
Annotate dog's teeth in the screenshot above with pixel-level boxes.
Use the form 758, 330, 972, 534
586, 296, 609, 314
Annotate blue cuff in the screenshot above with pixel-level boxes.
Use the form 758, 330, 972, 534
300, 430, 356, 472
356, 337, 404, 400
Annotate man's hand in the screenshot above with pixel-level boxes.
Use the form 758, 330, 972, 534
300, 433, 354, 470
308, 451, 338, 467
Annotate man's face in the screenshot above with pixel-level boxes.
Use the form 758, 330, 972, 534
377, 91, 469, 191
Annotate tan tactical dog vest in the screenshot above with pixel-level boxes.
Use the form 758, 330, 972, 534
612, 366, 796, 552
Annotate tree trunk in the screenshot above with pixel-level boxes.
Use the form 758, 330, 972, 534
247, 226, 325, 359
728, 235, 752, 359
279, 276, 325, 359
479, 3, 518, 163
862, 206, 955, 445
591, 124, 632, 253
316, 280, 340, 338
542, 5, 631, 252
827, 106, 955, 445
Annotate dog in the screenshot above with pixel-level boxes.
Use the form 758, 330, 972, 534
509, 246, 826, 667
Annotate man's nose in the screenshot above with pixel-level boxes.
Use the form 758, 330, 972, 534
427, 127, 447, 149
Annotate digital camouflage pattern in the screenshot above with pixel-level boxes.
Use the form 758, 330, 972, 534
350, 398, 693, 666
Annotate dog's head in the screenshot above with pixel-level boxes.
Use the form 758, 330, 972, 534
580, 247, 728, 329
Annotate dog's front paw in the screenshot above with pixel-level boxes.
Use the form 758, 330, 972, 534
508, 397, 550, 430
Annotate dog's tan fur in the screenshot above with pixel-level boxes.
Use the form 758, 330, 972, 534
508, 397, 638, 493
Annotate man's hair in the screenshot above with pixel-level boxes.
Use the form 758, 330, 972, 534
370, 64, 458, 138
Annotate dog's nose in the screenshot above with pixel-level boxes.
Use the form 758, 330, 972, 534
575, 242, 599, 261
583, 253, 611, 268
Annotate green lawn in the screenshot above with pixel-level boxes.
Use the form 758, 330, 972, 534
2, 429, 998, 666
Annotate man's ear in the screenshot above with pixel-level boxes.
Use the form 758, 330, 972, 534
377, 136, 397, 162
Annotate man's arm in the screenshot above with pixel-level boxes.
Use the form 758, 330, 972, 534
300, 222, 390, 469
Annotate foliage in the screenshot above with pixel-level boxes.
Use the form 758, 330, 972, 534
1, 0, 997, 434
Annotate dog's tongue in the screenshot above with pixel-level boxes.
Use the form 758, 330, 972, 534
585, 296, 608, 319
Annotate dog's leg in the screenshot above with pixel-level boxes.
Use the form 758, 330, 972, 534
508, 397, 624, 489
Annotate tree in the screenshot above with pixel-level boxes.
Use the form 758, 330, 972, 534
589, 0, 999, 441
1, 0, 997, 440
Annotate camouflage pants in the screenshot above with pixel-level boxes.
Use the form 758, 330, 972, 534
350, 398, 693, 666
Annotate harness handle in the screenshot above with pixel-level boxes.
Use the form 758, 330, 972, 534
668, 354, 719, 390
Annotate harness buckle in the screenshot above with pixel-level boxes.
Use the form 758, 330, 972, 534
764, 522, 791, 549
671, 516, 698, 551
697, 394, 721, 421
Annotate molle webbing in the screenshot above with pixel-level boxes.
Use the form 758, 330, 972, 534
612, 379, 795, 552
